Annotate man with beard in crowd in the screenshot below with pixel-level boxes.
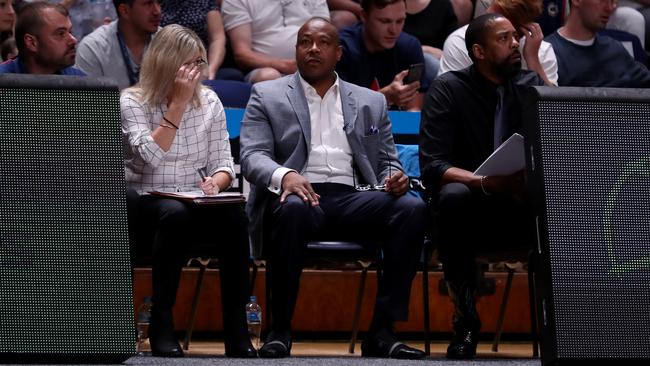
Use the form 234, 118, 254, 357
418, 13, 544, 359
0, 1, 84, 75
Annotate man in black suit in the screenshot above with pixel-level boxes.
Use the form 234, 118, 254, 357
419, 13, 544, 359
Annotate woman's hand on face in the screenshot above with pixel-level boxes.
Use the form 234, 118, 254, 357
170, 64, 201, 108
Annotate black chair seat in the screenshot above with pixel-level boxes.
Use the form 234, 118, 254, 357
306, 241, 373, 259
304, 241, 377, 272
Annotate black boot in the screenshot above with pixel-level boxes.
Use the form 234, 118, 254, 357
149, 307, 183, 358
446, 281, 481, 359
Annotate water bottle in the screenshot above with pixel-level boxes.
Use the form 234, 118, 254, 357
245, 296, 262, 349
136, 296, 152, 354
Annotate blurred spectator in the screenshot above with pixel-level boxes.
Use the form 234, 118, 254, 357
451, 0, 473, 26
59, 0, 116, 41
75, 0, 161, 90
545, 0, 650, 86
619, 0, 650, 49
439, 0, 558, 86
535, 0, 567, 36
607, 2, 646, 49
161, 0, 243, 80
0, 1, 84, 75
221, 0, 330, 83
0, 0, 15, 61
328, 0, 362, 29
480, 0, 646, 49
0, 0, 14, 34
337, 0, 428, 111
404, 0, 458, 84
1, 36, 16, 60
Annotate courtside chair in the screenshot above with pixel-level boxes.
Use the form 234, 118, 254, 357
489, 250, 539, 357
182, 136, 250, 350
184, 144, 433, 353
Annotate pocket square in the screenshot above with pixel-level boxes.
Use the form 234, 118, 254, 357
365, 125, 379, 136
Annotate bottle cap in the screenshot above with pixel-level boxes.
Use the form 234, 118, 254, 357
250, 295, 257, 302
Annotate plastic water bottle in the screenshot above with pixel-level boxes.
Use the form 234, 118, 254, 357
245, 296, 262, 349
136, 296, 152, 354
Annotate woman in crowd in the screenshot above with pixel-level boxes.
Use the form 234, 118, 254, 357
161, 0, 243, 80
404, 0, 459, 82
0, 0, 15, 61
122, 24, 255, 358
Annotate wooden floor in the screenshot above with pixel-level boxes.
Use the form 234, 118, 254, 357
139, 340, 535, 359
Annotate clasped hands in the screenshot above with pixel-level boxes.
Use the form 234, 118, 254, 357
280, 171, 409, 206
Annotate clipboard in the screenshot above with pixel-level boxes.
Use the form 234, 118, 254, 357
148, 190, 246, 205
474, 133, 525, 176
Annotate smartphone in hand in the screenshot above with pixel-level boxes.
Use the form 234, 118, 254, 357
403, 63, 424, 84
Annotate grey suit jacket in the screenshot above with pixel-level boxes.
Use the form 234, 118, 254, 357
240, 72, 404, 257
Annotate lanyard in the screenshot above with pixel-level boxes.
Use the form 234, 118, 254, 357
116, 30, 139, 86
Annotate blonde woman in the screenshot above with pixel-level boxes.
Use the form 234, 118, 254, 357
122, 24, 256, 358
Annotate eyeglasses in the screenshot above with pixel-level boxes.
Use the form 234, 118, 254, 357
184, 58, 207, 68
352, 151, 392, 192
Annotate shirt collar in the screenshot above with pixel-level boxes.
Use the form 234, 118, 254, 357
557, 28, 596, 46
298, 71, 340, 99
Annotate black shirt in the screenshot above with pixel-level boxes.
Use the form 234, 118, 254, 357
337, 23, 429, 93
403, 0, 458, 49
419, 66, 544, 190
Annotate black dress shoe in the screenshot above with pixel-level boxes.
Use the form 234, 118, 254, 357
446, 328, 478, 359
225, 344, 258, 358
361, 331, 426, 360
149, 332, 184, 358
149, 311, 184, 358
258, 331, 291, 358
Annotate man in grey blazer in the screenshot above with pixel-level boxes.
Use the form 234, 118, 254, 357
240, 17, 426, 359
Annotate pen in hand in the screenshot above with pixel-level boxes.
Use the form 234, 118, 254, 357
197, 167, 217, 195
197, 167, 208, 182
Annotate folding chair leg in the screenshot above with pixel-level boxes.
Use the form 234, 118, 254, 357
249, 261, 258, 294
422, 256, 431, 355
264, 265, 272, 334
183, 264, 207, 351
492, 266, 515, 352
528, 258, 539, 358
349, 263, 370, 354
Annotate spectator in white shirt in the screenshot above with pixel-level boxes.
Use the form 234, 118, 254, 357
221, 0, 330, 83
439, 0, 558, 86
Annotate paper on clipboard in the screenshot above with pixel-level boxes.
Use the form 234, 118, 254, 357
474, 133, 525, 176
148, 190, 246, 204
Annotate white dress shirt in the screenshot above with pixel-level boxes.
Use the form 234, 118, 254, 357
268, 74, 354, 194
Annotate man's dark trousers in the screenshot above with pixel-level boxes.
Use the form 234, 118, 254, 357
266, 183, 426, 332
